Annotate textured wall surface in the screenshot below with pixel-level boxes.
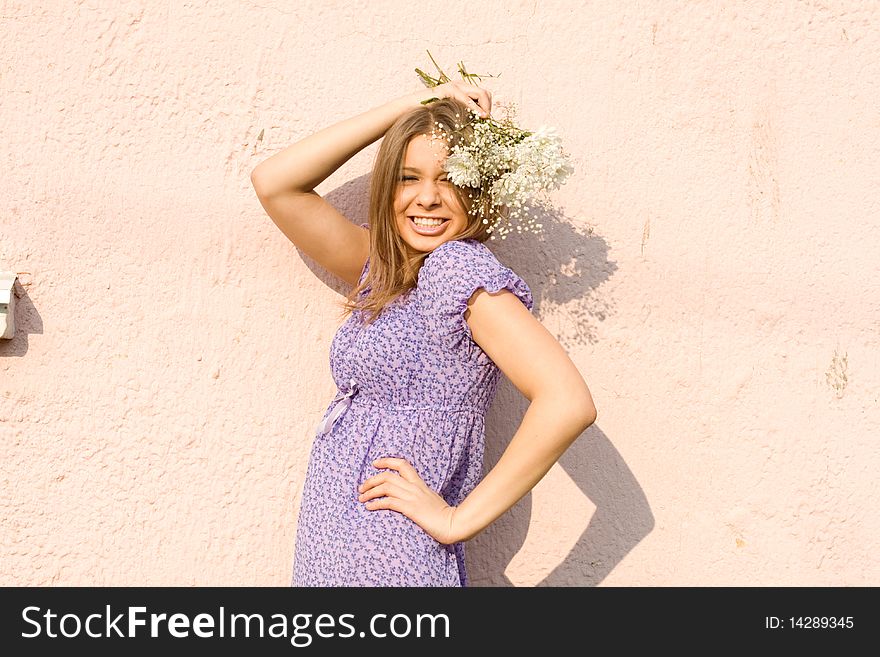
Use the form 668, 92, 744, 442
2, 0, 878, 586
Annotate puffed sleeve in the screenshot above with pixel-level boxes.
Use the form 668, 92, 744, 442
418, 239, 533, 360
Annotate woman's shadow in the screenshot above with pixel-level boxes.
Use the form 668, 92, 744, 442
309, 176, 654, 587
473, 208, 654, 587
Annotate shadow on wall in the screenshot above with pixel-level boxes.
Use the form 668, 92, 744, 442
477, 398, 654, 586
467, 204, 652, 586
305, 175, 652, 586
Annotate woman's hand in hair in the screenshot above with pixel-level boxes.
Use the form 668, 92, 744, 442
412, 80, 492, 119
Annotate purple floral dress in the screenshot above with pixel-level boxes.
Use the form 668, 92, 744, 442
291, 223, 533, 586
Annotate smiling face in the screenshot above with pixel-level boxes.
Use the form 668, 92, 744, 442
393, 133, 470, 253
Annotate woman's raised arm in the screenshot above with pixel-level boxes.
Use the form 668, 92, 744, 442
250, 83, 492, 286
250, 93, 422, 285
250, 81, 491, 197
252, 93, 417, 198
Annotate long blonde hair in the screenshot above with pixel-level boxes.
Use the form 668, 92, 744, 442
336, 97, 495, 325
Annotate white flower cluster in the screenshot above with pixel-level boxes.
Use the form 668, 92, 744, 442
429, 105, 574, 240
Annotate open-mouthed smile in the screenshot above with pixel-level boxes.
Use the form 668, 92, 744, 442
408, 215, 451, 235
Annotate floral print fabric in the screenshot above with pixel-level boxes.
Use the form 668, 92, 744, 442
291, 223, 534, 586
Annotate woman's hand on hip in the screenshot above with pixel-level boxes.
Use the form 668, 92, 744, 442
358, 457, 459, 545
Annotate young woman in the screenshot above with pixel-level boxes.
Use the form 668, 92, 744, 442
251, 81, 597, 587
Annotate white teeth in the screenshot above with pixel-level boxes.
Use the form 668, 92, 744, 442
411, 216, 446, 227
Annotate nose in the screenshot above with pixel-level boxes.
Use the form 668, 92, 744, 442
416, 179, 442, 208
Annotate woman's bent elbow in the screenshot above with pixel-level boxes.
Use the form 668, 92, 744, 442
579, 400, 598, 430
250, 166, 268, 196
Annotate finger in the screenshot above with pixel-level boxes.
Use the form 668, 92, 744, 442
358, 482, 401, 502
452, 87, 487, 118
357, 471, 392, 493
358, 482, 385, 501
364, 495, 403, 513
476, 88, 492, 115
467, 95, 489, 118
360, 472, 412, 497
465, 86, 491, 116
372, 458, 420, 483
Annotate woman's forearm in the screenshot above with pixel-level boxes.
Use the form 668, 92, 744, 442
251, 90, 430, 196
451, 394, 596, 543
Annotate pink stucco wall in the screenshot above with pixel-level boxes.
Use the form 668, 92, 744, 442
2, 1, 878, 586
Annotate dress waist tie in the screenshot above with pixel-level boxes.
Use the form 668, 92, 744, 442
315, 378, 359, 437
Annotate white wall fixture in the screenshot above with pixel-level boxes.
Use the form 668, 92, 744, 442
1, 272, 17, 339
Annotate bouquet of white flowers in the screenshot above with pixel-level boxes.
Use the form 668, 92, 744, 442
416, 51, 574, 240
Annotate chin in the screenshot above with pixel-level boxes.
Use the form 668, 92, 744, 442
404, 236, 445, 253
